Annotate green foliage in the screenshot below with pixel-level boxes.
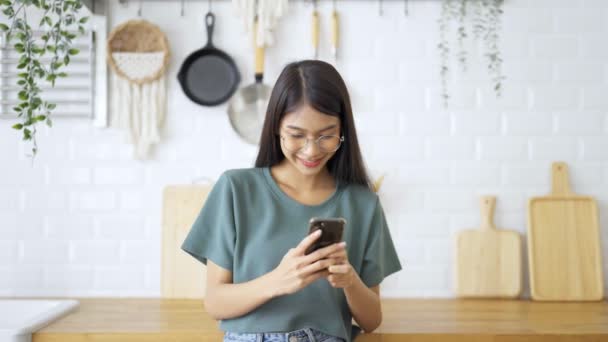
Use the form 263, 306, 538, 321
0, 0, 89, 160
438, 0, 505, 108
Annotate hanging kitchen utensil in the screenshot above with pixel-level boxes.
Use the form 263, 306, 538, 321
331, 0, 339, 62
455, 196, 522, 298
527, 162, 604, 301
107, 19, 170, 159
227, 15, 271, 145
312, 0, 319, 59
177, 11, 240, 106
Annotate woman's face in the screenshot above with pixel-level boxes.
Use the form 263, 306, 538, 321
279, 104, 342, 177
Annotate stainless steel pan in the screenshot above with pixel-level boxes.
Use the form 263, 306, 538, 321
227, 16, 271, 145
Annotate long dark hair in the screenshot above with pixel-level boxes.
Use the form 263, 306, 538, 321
254, 60, 372, 190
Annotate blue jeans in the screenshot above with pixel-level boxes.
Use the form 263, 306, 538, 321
223, 327, 346, 342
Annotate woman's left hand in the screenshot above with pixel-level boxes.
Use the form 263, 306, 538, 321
326, 246, 355, 289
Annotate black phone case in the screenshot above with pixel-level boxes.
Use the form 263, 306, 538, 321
305, 217, 346, 255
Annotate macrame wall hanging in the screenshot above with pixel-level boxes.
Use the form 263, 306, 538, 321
107, 20, 170, 159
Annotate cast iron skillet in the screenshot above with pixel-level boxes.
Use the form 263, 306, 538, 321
178, 12, 240, 106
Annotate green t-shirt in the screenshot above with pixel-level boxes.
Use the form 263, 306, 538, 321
181, 167, 402, 341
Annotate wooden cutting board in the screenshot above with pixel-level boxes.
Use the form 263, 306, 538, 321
528, 162, 604, 301
455, 196, 523, 298
161, 183, 213, 298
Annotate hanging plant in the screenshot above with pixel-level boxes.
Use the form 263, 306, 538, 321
438, 0, 505, 107
0, 0, 89, 161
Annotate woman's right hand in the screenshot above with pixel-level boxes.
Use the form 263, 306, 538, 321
267, 230, 347, 298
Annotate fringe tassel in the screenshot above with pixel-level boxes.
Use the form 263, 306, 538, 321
110, 72, 166, 160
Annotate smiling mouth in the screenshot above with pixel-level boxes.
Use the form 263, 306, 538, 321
298, 157, 322, 168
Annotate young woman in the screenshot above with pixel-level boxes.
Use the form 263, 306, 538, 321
182, 60, 401, 342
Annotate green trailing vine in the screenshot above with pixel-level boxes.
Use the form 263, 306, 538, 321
438, 0, 453, 107
438, 0, 505, 108
484, 0, 505, 96
0, 0, 88, 161
457, 0, 467, 72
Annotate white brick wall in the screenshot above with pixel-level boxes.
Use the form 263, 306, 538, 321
1, 0, 607, 298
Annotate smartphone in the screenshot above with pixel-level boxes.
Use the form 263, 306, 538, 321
305, 217, 346, 255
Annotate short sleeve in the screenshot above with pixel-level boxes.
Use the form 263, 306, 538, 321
181, 173, 236, 271
359, 198, 402, 287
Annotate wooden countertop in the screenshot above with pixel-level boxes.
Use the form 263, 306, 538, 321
32, 298, 608, 342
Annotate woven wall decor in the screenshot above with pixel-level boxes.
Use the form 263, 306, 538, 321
107, 19, 170, 159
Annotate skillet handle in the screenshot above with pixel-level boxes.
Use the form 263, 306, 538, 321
205, 12, 215, 46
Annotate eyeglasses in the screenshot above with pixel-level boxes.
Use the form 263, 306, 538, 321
280, 134, 345, 153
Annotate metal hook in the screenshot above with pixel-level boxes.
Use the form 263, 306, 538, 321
333, 0, 336, 10
378, 0, 383, 16
137, 0, 142, 17
404, 0, 409, 16
180, 0, 185, 16
208, 0, 212, 12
